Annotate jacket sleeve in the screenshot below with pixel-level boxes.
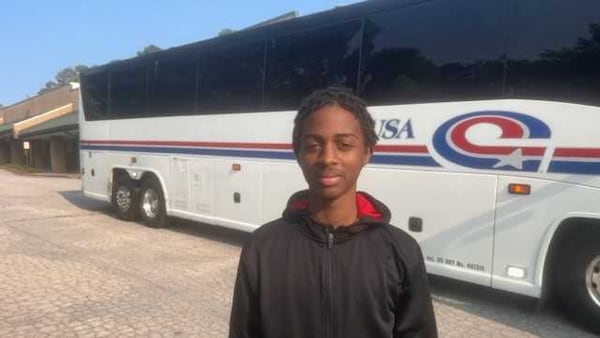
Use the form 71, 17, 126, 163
394, 241, 438, 338
229, 243, 261, 338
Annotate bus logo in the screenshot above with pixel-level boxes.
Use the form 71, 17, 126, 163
432, 111, 551, 172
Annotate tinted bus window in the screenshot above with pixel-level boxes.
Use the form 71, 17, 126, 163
149, 56, 198, 116
359, 0, 507, 105
109, 64, 148, 118
265, 20, 362, 110
506, 0, 600, 106
197, 41, 264, 114
81, 71, 109, 121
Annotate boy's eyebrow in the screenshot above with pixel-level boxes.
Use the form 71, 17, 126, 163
303, 133, 359, 139
335, 133, 359, 139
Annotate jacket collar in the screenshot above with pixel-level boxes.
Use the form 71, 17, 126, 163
282, 190, 392, 244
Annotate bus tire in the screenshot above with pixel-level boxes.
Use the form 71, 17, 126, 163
112, 174, 137, 221
557, 231, 600, 334
138, 176, 167, 228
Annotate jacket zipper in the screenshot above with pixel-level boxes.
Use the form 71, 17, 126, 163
326, 228, 334, 338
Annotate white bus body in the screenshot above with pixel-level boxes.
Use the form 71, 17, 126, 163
80, 99, 600, 297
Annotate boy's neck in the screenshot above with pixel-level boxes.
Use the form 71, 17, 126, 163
308, 190, 357, 228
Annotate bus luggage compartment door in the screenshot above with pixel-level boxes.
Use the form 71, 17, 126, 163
360, 168, 497, 287
214, 160, 263, 229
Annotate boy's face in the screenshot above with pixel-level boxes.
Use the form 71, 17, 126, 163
296, 104, 371, 202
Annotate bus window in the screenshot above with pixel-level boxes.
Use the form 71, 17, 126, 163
109, 64, 148, 118
196, 40, 265, 114
80, 70, 109, 121
359, 0, 507, 105
149, 55, 198, 117
265, 20, 362, 111
505, 0, 600, 106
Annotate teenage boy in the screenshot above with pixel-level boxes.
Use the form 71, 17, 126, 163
229, 87, 438, 338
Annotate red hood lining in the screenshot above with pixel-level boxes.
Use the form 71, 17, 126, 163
289, 192, 382, 221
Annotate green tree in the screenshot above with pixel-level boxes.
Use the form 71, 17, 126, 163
218, 28, 235, 37
136, 44, 162, 56
39, 65, 89, 95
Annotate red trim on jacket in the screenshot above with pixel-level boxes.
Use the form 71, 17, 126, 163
289, 192, 382, 221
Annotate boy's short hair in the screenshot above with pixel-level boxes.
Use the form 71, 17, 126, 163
292, 87, 379, 156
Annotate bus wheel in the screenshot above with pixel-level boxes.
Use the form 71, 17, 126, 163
138, 176, 167, 228
112, 174, 137, 221
557, 232, 600, 334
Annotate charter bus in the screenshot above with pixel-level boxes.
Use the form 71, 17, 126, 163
79, 0, 600, 332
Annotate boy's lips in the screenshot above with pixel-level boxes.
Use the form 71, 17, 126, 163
317, 175, 341, 187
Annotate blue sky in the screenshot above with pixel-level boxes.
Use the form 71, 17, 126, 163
0, 0, 360, 107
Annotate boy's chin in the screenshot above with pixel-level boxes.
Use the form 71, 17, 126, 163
309, 186, 353, 201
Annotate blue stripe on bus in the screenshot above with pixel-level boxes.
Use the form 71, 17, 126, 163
370, 154, 441, 167
80, 144, 441, 167
548, 161, 600, 175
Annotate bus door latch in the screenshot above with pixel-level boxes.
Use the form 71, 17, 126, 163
408, 217, 423, 232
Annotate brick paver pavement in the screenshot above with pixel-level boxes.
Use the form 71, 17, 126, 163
0, 169, 596, 337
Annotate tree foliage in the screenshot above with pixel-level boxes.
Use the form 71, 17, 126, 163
218, 28, 235, 37
37, 44, 162, 96
136, 44, 162, 56
38, 65, 89, 95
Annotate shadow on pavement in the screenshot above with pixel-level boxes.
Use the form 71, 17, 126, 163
59, 189, 250, 247
59, 190, 112, 213
428, 275, 595, 337
167, 217, 250, 247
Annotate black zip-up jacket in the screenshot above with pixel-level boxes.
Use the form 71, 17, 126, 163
229, 191, 437, 338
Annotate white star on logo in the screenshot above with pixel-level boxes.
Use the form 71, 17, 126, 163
493, 148, 524, 170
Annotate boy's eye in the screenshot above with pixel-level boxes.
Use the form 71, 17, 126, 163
303, 143, 321, 152
338, 143, 355, 151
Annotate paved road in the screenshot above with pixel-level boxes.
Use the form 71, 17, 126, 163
0, 169, 596, 337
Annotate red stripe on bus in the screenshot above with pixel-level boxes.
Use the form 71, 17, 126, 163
374, 145, 428, 153
81, 140, 292, 150
554, 148, 600, 158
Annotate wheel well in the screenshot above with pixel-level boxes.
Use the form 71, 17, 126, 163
112, 168, 140, 189
543, 218, 600, 301
139, 171, 161, 187
111, 168, 166, 211
112, 168, 162, 190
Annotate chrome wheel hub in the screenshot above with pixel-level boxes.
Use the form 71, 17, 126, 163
142, 188, 159, 219
586, 255, 600, 307
115, 186, 131, 211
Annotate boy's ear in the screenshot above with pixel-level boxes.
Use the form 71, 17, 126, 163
363, 147, 373, 165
